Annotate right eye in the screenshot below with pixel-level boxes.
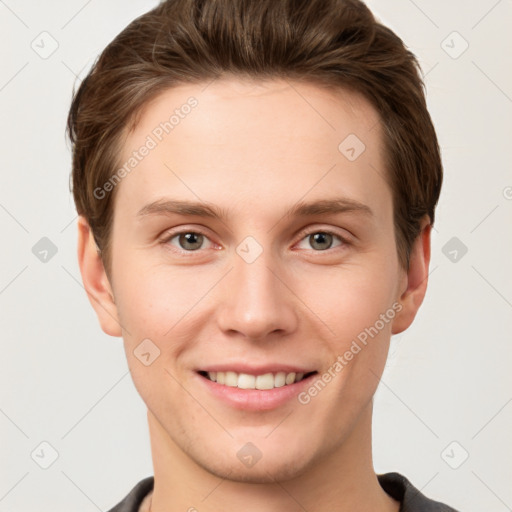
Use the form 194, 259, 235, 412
161, 230, 215, 253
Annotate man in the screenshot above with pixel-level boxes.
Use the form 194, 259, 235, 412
67, 0, 459, 510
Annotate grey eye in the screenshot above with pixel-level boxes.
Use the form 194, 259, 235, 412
308, 232, 334, 251
177, 232, 204, 251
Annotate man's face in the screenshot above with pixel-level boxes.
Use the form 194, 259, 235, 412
101, 78, 410, 481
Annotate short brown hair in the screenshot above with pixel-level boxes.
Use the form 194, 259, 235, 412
67, 0, 442, 274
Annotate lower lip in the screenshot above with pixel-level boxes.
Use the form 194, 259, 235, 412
195, 372, 316, 411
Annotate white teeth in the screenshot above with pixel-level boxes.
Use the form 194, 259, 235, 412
255, 373, 274, 390
285, 372, 296, 385
237, 373, 256, 389
274, 372, 286, 388
225, 371, 238, 387
205, 370, 307, 389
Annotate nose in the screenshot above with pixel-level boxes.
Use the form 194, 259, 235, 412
216, 244, 299, 342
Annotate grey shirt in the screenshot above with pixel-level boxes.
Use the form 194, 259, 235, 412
106, 472, 460, 511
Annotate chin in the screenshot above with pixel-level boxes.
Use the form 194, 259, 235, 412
183, 432, 324, 485
198, 454, 312, 484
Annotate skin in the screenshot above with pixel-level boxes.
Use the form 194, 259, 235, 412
77, 77, 431, 511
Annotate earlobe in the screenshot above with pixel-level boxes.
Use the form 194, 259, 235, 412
391, 217, 432, 335
77, 216, 123, 337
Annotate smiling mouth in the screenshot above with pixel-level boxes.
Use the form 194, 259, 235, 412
198, 370, 318, 390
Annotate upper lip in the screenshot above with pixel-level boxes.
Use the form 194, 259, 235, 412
197, 363, 316, 375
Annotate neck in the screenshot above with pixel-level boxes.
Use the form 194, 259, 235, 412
146, 402, 399, 512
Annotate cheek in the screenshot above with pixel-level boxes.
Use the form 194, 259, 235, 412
112, 263, 214, 383
113, 267, 195, 410
114, 263, 192, 335
303, 270, 399, 399
301, 262, 400, 339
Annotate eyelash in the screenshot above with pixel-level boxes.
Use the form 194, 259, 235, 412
159, 227, 350, 255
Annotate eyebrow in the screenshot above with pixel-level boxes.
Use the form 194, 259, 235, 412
136, 197, 373, 220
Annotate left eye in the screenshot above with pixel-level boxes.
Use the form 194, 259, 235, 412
296, 231, 344, 251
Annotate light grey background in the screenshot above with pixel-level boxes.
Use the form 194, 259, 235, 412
1, 1, 511, 510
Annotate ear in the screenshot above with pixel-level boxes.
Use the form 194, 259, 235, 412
77, 216, 122, 337
391, 216, 432, 335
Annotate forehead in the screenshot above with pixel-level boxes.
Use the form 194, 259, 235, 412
113, 77, 389, 221
131, 77, 381, 148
